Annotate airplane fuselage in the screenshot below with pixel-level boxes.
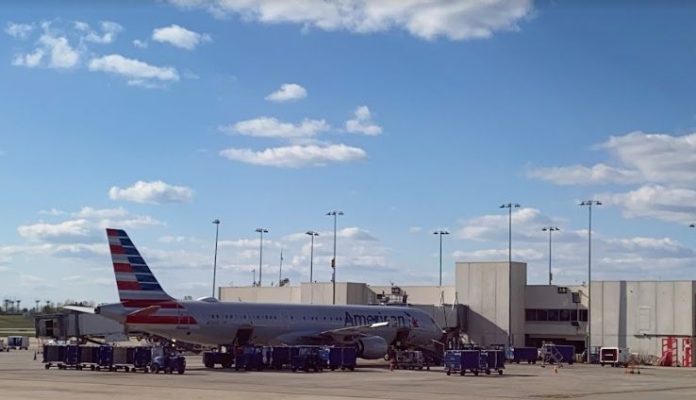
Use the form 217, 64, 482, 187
98, 300, 442, 352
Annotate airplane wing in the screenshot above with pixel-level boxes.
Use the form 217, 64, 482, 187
310, 321, 390, 340
63, 306, 96, 314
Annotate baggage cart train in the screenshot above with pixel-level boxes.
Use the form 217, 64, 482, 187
42, 344, 185, 374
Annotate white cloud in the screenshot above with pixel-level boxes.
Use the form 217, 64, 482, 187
84, 21, 123, 44
458, 207, 551, 242
167, 0, 533, 41
219, 144, 366, 167
108, 180, 194, 204
530, 131, 696, 186
39, 34, 80, 68
408, 226, 422, 233
345, 105, 382, 135
529, 131, 696, 224
73, 207, 129, 219
133, 39, 148, 48
451, 208, 696, 283
528, 163, 642, 186
5, 22, 34, 39
159, 235, 200, 244
338, 227, 377, 241
152, 24, 211, 50
222, 117, 329, 139
13, 33, 79, 69
88, 54, 180, 85
39, 208, 66, 216
602, 185, 696, 223
18, 219, 91, 241
12, 49, 44, 67
265, 83, 307, 102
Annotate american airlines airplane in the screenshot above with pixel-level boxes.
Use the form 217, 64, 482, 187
88, 229, 444, 360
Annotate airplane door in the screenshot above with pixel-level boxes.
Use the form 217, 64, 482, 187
177, 305, 190, 330
280, 311, 290, 329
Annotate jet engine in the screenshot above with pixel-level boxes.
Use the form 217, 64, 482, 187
356, 336, 389, 359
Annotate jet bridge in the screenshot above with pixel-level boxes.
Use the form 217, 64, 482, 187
34, 311, 127, 342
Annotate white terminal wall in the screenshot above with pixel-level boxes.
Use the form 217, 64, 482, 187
454, 262, 526, 347
592, 281, 696, 359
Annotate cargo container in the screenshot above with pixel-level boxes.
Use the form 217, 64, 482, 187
77, 346, 99, 370
341, 347, 357, 371
269, 346, 291, 370
97, 345, 113, 370
291, 346, 323, 372
512, 347, 538, 364
43, 344, 66, 369
235, 346, 264, 371
444, 349, 487, 376
486, 350, 505, 375
202, 351, 234, 369
132, 346, 152, 372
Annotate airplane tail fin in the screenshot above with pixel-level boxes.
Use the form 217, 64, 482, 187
106, 228, 173, 306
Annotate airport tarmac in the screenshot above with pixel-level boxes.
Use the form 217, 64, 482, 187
2, 350, 696, 400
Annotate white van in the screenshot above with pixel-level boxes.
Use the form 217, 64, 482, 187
599, 347, 630, 367
7, 336, 29, 350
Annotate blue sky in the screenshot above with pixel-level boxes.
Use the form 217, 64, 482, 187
2, 1, 696, 306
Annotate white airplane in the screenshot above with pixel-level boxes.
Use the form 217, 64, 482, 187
90, 229, 444, 360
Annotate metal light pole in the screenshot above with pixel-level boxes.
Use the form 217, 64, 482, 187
278, 250, 284, 284
500, 202, 520, 346
542, 226, 559, 286
580, 200, 602, 363
433, 230, 450, 287
306, 231, 319, 283
306, 231, 319, 304
211, 219, 220, 298
326, 211, 344, 305
255, 228, 268, 286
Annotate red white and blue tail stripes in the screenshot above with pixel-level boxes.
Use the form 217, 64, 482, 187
106, 229, 197, 327
107, 228, 172, 303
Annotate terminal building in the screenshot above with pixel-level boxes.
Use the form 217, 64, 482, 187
219, 261, 696, 365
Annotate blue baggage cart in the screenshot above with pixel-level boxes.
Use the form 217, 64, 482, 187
269, 346, 291, 369
341, 347, 357, 371
291, 346, 323, 372
132, 346, 151, 372
79, 346, 100, 370
97, 345, 113, 371
43, 344, 66, 370
445, 349, 486, 376
512, 347, 538, 364
64, 345, 81, 369
486, 349, 505, 375
235, 346, 264, 371
320, 347, 342, 371
111, 347, 131, 371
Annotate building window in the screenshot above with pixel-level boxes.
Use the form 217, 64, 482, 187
570, 310, 578, 321
579, 309, 588, 322
560, 309, 571, 321
537, 309, 548, 321
548, 309, 560, 321
525, 309, 537, 321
